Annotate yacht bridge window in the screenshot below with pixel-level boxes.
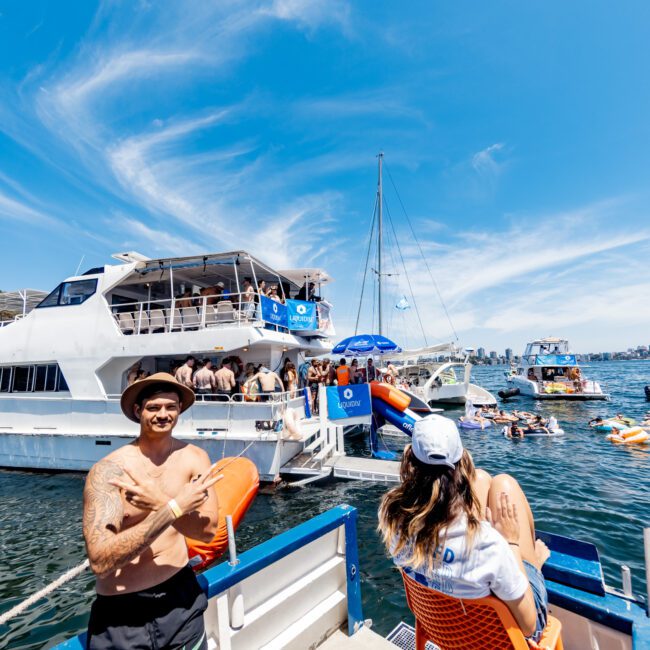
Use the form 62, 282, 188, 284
37, 279, 98, 308
0, 363, 69, 393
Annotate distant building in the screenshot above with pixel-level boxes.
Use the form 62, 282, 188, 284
489, 351, 497, 359
505, 348, 513, 361
603, 352, 612, 361
477, 347, 486, 359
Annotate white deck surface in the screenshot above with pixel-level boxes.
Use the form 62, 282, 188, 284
327, 455, 400, 482
320, 627, 397, 649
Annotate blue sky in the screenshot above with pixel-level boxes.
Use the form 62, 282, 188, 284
1, 1, 650, 353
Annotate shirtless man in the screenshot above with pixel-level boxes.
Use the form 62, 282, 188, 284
194, 359, 215, 400
174, 356, 195, 389
83, 373, 220, 649
214, 360, 236, 399
252, 366, 284, 402
241, 277, 255, 318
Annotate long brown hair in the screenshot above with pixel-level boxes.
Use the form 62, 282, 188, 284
378, 445, 481, 571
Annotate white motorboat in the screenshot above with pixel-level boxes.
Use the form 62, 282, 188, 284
0, 250, 347, 481
505, 337, 608, 401
393, 344, 497, 407
51, 503, 650, 650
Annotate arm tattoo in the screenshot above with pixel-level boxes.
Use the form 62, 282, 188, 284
83, 459, 174, 577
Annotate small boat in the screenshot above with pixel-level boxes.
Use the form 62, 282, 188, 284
52, 503, 650, 649
506, 338, 609, 400
393, 343, 497, 408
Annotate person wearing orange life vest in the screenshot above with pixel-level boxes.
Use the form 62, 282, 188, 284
336, 358, 351, 386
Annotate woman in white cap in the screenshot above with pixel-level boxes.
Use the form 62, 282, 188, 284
378, 415, 550, 643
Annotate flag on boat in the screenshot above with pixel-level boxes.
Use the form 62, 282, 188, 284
395, 296, 410, 311
332, 334, 402, 357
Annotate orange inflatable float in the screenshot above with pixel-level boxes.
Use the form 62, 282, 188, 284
186, 456, 259, 571
370, 381, 411, 412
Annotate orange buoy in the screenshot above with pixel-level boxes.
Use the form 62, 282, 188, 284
370, 381, 411, 412
186, 456, 259, 571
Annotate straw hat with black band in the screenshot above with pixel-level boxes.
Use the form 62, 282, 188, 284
120, 372, 196, 423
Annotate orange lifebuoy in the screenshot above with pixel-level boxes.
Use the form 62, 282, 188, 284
186, 457, 259, 571
370, 381, 411, 412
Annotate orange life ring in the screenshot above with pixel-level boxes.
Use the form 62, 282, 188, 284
370, 381, 411, 412
185, 456, 259, 571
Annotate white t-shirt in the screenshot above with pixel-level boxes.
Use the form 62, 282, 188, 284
392, 516, 529, 601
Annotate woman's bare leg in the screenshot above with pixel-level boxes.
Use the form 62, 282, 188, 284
488, 473, 539, 567
473, 468, 492, 519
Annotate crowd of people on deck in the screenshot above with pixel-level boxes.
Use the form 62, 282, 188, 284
128, 355, 403, 413
173, 279, 320, 309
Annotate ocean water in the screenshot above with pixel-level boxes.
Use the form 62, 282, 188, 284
1, 361, 649, 649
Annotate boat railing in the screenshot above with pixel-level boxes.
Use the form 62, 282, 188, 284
109, 293, 333, 337
52, 504, 364, 650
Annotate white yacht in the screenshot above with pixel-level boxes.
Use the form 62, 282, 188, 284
0, 251, 346, 480
505, 337, 608, 400
394, 343, 496, 407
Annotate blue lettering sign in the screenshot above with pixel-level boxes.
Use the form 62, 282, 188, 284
286, 299, 318, 331
326, 384, 372, 420
535, 354, 576, 366
260, 295, 288, 328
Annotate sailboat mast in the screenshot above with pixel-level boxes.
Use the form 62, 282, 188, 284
377, 152, 383, 336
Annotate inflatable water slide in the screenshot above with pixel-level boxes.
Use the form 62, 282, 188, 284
368, 382, 429, 459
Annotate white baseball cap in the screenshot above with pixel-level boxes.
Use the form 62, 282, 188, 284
411, 415, 463, 469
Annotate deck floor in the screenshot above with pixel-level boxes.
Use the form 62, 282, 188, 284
327, 455, 400, 483
320, 626, 398, 649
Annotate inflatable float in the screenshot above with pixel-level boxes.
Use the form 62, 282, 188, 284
458, 418, 493, 430
186, 456, 259, 571
592, 419, 627, 433
606, 427, 650, 445
502, 426, 564, 438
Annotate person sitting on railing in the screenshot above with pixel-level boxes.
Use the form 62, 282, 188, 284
174, 356, 195, 389
214, 359, 236, 400
350, 359, 361, 384
251, 366, 284, 402
194, 359, 216, 400
378, 417, 550, 644
212, 282, 226, 304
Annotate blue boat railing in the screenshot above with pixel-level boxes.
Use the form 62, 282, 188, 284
53, 504, 363, 649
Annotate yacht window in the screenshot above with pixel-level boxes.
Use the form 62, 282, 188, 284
0, 363, 68, 393
0, 367, 11, 392
12, 366, 31, 392
37, 279, 97, 308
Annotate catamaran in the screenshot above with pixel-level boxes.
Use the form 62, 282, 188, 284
393, 343, 497, 407
505, 337, 608, 400
0, 250, 348, 481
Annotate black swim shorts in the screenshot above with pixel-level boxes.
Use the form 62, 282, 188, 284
86, 565, 208, 650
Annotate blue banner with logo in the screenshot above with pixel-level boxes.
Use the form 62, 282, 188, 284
260, 295, 288, 328
326, 384, 372, 420
286, 299, 318, 331
535, 354, 576, 366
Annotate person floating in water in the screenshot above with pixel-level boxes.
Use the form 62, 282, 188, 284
83, 373, 222, 650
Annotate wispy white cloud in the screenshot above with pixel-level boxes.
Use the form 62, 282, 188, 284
355, 198, 650, 348
471, 142, 504, 177
0, 185, 60, 227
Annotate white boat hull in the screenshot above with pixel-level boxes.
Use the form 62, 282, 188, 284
507, 376, 608, 400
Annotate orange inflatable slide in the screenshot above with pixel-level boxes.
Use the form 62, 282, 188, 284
186, 456, 259, 571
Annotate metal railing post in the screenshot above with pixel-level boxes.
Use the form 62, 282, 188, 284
226, 515, 245, 630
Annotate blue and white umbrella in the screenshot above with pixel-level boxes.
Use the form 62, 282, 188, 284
332, 333, 402, 357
